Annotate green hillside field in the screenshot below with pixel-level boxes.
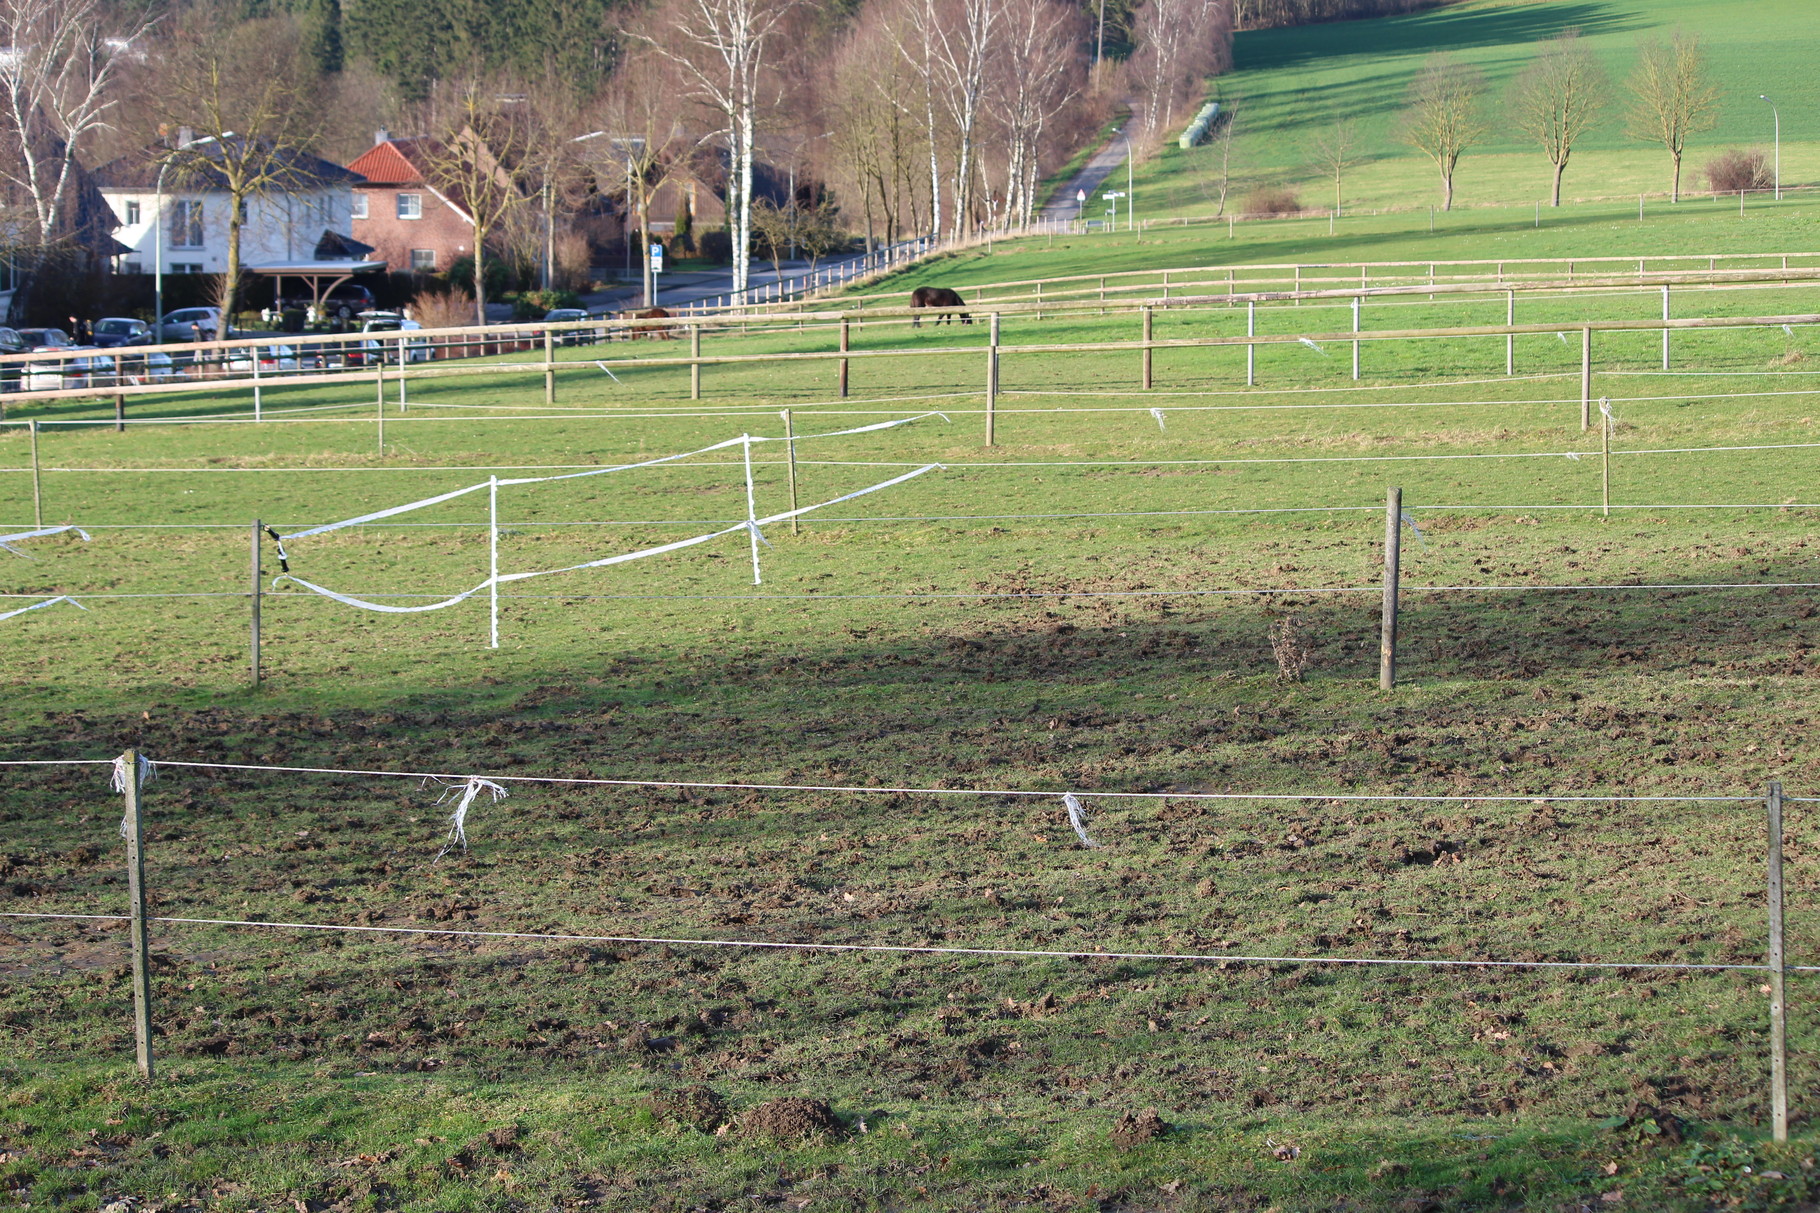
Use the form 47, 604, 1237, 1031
1132, 0, 1820, 220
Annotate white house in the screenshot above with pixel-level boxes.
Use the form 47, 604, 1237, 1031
94, 136, 370, 280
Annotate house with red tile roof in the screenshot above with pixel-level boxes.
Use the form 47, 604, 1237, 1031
346, 133, 477, 275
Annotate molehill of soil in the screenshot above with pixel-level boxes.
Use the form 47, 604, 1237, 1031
1111, 1108, 1170, 1149
739, 1097, 841, 1141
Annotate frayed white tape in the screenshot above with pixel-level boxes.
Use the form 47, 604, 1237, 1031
1150, 407, 1166, 432
429, 776, 509, 858
0, 525, 91, 557
1063, 793, 1100, 848
1298, 337, 1327, 356
1400, 511, 1427, 548
593, 360, 623, 382
0, 594, 87, 623
112, 753, 157, 838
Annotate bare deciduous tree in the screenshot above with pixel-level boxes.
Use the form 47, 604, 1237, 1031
595, 48, 693, 306
1509, 28, 1608, 207
1191, 103, 1240, 215
1401, 53, 1485, 212
1625, 31, 1718, 204
0, 0, 150, 247
1128, 0, 1230, 149
984, 0, 1084, 229
418, 73, 534, 323
644, 0, 798, 303
1304, 112, 1358, 217
156, 9, 327, 328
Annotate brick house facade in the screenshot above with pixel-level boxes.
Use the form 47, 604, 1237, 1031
345, 136, 473, 274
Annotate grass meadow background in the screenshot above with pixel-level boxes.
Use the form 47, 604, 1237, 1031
12, 2, 1820, 1209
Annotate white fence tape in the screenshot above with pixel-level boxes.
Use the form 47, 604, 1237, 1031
0, 525, 90, 557
0, 594, 87, 623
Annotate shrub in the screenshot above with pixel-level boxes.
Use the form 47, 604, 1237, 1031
510, 288, 583, 321
411, 289, 478, 330
697, 229, 732, 264
1242, 186, 1303, 216
1706, 149, 1774, 194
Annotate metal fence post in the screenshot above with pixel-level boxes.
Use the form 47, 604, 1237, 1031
1769, 779, 1789, 1143
1600, 398, 1612, 517
250, 520, 262, 687
1506, 290, 1515, 376
986, 312, 1000, 446
1661, 284, 1671, 371
1246, 300, 1256, 387
1351, 295, 1361, 380
29, 419, 42, 527
1141, 305, 1153, 389
1380, 487, 1401, 690
120, 749, 154, 1082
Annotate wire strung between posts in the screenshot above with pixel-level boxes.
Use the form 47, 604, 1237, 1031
0, 910, 1791, 975
426, 776, 509, 859
141, 757, 1756, 804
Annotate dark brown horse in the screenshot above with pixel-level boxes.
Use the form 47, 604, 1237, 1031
910, 287, 971, 327
627, 306, 676, 339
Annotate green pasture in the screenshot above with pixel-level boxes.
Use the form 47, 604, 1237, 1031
1129, 0, 1820, 218
7, 271, 1820, 1209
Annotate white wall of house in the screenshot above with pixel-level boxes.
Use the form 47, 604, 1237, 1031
102, 187, 353, 274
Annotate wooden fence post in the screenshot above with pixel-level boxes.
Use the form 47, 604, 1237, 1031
1506, 290, 1515, 376
1661, 284, 1671, 370
690, 325, 702, 400
1769, 780, 1789, 1143
114, 394, 125, 433
1580, 327, 1593, 432
1380, 487, 1401, 690
120, 749, 155, 1082
544, 329, 556, 404
783, 409, 800, 535
838, 319, 850, 398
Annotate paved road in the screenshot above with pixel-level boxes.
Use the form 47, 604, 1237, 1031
1041, 126, 1133, 226
578, 243, 920, 317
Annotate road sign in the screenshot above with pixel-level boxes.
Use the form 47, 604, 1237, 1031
650, 243, 664, 273
1077, 189, 1086, 202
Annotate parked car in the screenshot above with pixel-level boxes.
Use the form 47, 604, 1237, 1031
17, 329, 75, 391
281, 283, 376, 320
224, 344, 301, 374
0, 327, 26, 392
17, 327, 75, 351
89, 317, 156, 348
357, 312, 429, 363
543, 307, 599, 347
159, 307, 221, 343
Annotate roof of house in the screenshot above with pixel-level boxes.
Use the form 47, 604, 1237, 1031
93, 139, 364, 192
346, 137, 442, 187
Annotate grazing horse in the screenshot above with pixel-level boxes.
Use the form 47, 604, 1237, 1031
910, 286, 972, 328
627, 306, 676, 340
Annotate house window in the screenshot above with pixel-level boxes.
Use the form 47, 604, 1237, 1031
124, 260, 143, 275
170, 200, 204, 248
397, 193, 423, 220
409, 248, 436, 271
124, 200, 141, 225
351, 193, 368, 220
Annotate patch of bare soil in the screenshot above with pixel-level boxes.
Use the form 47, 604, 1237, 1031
738, 1096, 841, 1141
648, 1085, 728, 1132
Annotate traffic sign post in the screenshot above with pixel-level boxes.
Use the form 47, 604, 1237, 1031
649, 242, 664, 308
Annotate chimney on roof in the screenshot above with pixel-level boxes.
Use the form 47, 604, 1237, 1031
375, 127, 390, 146
177, 126, 194, 148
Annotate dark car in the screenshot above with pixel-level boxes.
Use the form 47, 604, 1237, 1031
17, 328, 75, 351
89, 317, 156, 348
0, 327, 25, 391
283, 283, 376, 320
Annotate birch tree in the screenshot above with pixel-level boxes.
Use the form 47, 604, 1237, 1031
985, 0, 1083, 229
1510, 28, 1608, 206
926, 0, 999, 238
645, 0, 797, 303
0, 0, 150, 248
1624, 31, 1717, 204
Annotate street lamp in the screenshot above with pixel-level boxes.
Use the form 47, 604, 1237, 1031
1760, 95, 1781, 201
153, 133, 220, 340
